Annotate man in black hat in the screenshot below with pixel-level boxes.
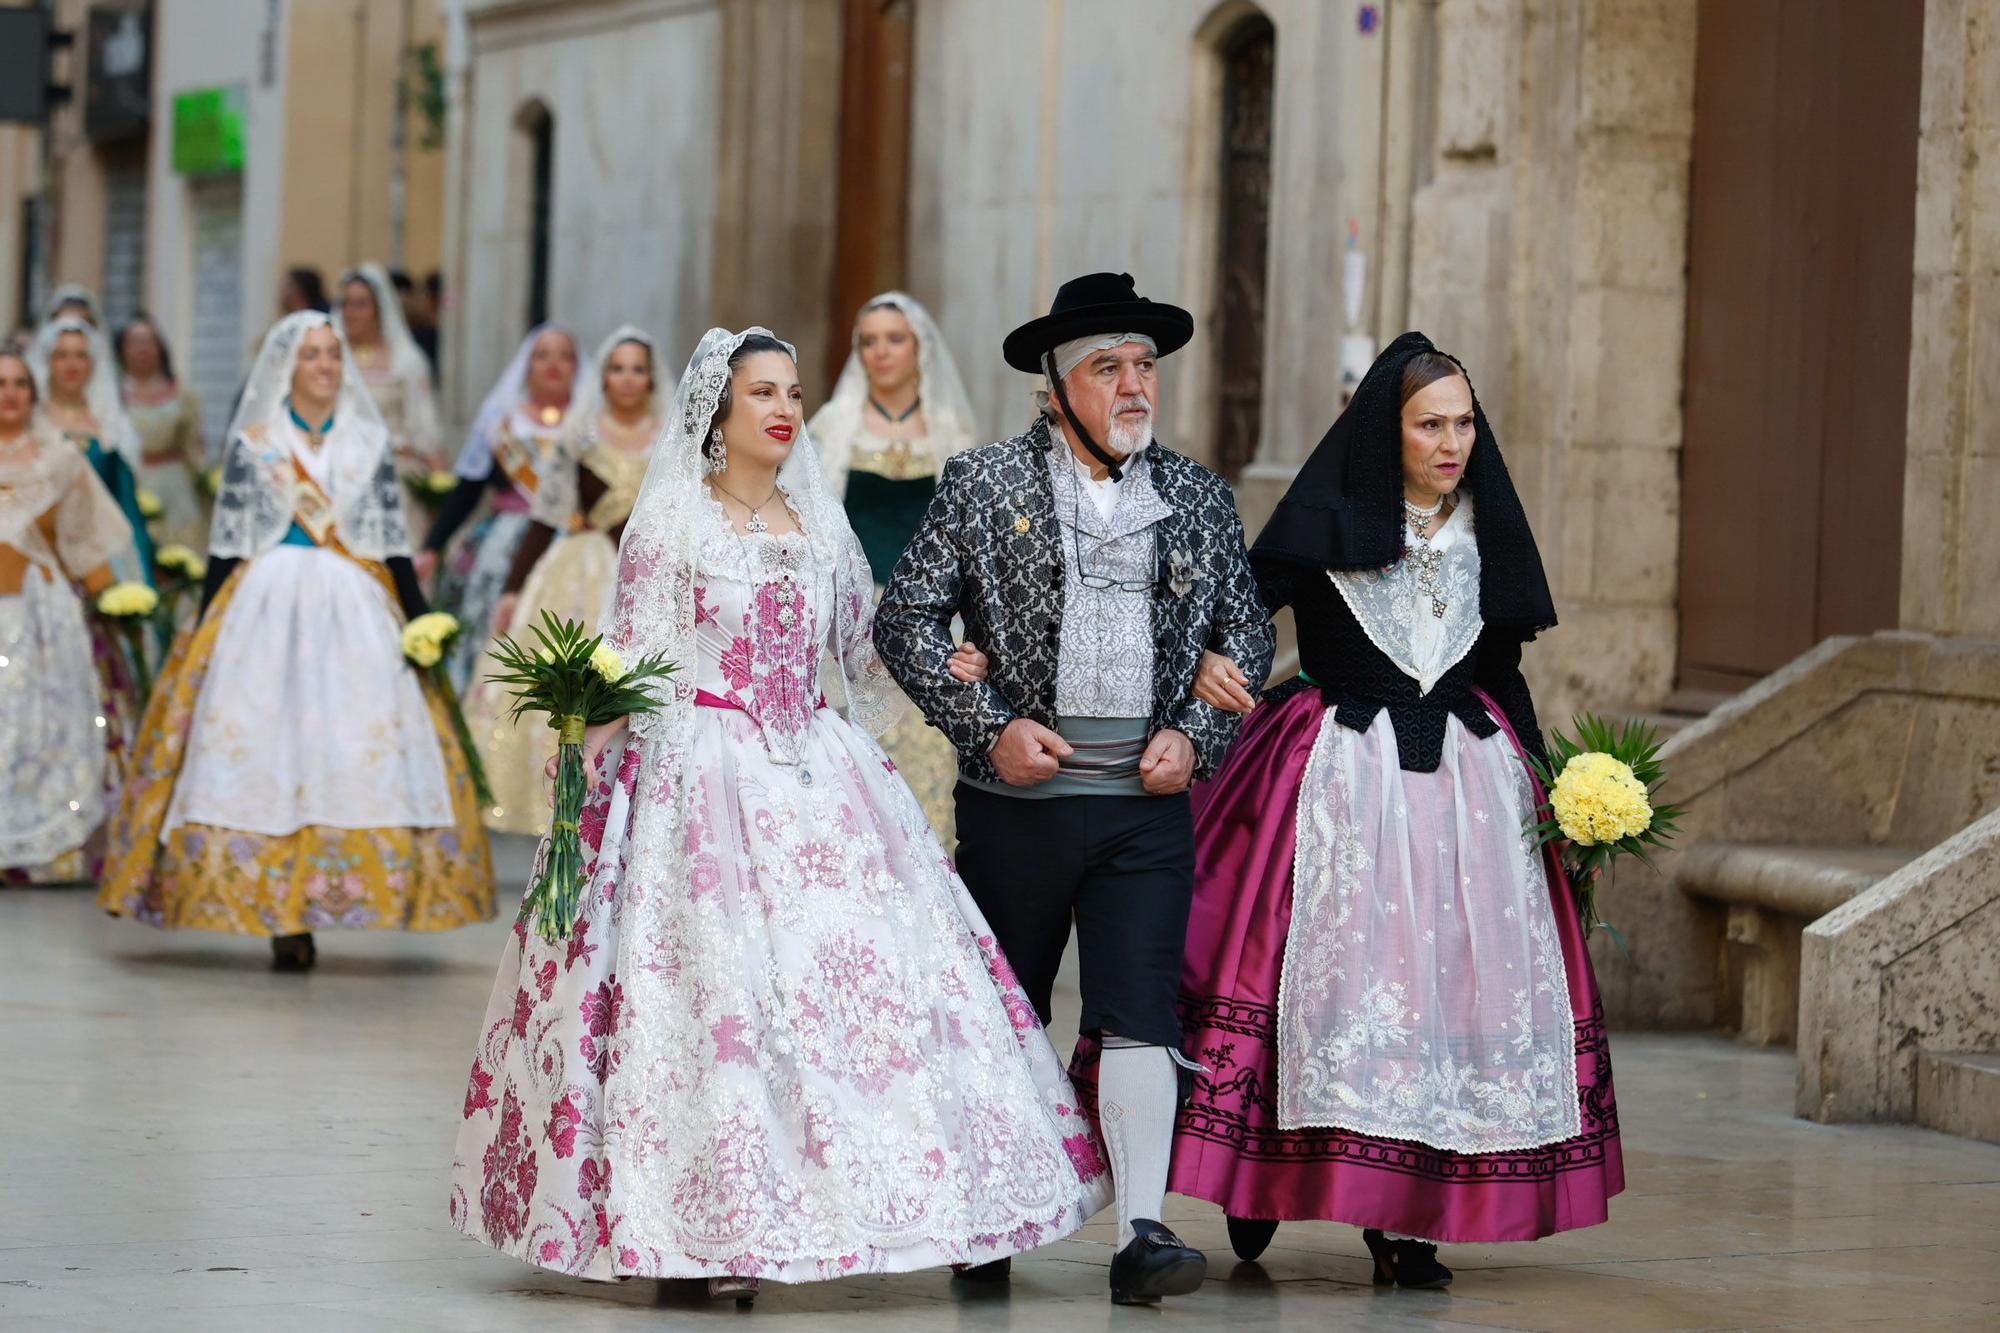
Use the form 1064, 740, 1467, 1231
876, 273, 1274, 1305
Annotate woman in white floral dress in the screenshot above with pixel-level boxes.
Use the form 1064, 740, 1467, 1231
448, 328, 1110, 1302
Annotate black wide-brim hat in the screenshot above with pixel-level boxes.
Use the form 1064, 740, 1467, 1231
1002, 271, 1194, 373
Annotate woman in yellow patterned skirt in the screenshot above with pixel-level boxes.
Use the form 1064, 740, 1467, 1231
98, 312, 495, 971
467, 326, 660, 834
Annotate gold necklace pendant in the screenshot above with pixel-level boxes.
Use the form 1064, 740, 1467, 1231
537, 405, 562, 427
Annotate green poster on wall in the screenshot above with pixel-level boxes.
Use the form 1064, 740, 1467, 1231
172, 85, 246, 176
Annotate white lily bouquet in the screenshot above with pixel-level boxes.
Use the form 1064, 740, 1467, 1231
1525, 714, 1685, 946
95, 581, 160, 702
487, 613, 677, 941
400, 611, 494, 808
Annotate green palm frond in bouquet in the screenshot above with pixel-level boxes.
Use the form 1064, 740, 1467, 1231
1523, 713, 1687, 948
487, 611, 677, 941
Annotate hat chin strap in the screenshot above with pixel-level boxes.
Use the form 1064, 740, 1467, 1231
1043, 351, 1125, 482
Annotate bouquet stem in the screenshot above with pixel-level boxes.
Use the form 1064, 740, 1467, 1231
118, 622, 153, 705
428, 663, 494, 806
521, 714, 590, 942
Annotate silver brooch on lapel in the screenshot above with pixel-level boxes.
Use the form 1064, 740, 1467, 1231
1167, 547, 1197, 598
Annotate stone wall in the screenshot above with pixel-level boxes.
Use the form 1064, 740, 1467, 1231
444, 0, 725, 429
1401, 0, 1696, 721
906, 0, 1384, 471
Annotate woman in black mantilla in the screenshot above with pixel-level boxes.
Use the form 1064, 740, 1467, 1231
1170, 333, 1622, 1286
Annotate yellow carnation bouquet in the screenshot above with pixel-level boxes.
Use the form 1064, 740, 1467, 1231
1526, 713, 1685, 944
135, 487, 164, 521
96, 581, 161, 701
400, 611, 493, 807
405, 470, 460, 509
487, 612, 677, 941
152, 544, 208, 631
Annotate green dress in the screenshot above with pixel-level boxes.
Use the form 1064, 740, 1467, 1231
69, 433, 155, 587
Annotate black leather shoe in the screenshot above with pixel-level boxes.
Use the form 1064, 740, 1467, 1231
1362, 1228, 1453, 1289
1226, 1214, 1279, 1262
1109, 1219, 1206, 1305
951, 1256, 1010, 1283
270, 933, 316, 972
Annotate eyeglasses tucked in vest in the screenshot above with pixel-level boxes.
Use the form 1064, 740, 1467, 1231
1068, 485, 1156, 595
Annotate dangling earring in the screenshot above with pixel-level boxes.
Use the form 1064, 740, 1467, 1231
705, 426, 727, 474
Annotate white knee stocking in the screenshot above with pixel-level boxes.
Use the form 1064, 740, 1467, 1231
1097, 1038, 1178, 1249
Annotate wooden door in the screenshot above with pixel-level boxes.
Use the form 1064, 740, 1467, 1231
1677, 0, 1923, 692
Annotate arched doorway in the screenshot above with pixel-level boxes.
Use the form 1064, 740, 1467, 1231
514, 100, 554, 331
1212, 12, 1274, 484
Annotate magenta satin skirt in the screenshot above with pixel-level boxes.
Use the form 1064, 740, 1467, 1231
1071, 688, 1623, 1243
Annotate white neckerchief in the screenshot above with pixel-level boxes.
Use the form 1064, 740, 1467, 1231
1066, 439, 1149, 524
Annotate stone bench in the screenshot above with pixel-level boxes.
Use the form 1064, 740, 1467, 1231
1677, 843, 1920, 1045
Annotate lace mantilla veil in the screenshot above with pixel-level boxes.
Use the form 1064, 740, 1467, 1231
455, 324, 592, 481
335, 262, 441, 455
531, 326, 665, 529
209, 311, 408, 562
28, 317, 143, 466
594, 328, 904, 1241
809, 291, 979, 499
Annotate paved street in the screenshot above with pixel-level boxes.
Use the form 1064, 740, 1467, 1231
2, 838, 1996, 1332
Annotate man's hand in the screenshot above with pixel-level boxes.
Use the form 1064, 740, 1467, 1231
989, 717, 1072, 787
948, 641, 990, 683
1139, 728, 1195, 795
413, 548, 440, 583
1191, 650, 1256, 714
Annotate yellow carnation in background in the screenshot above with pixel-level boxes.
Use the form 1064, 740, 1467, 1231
135, 488, 164, 519
1549, 751, 1653, 846
96, 582, 159, 618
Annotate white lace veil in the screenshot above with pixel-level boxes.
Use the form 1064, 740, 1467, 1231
210, 311, 408, 562
28, 317, 142, 466
39, 283, 101, 328
606, 326, 902, 742
335, 263, 441, 456
808, 291, 979, 499
455, 324, 592, 481
532, 326, 664, 529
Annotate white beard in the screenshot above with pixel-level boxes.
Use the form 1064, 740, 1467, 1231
1104, 409, 1153, 458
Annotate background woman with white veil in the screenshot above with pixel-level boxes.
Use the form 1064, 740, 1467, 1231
99, 312, 495, 972
809, 292, 978, 841
30, 317, 153, 586
468, 325, 664, 835
417, 325, 589, 690
336, 264, 444, 534
449, 328, 1107, 1300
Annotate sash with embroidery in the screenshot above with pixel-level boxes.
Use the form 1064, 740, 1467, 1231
290, 454, 339, 548
492, 426, 543, 497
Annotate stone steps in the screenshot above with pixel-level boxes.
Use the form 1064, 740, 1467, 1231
1915, 1051, 2000, 1144
1677, 842, 1923, 1045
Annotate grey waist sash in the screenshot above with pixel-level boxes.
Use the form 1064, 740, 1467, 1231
961, 716, 1151, 800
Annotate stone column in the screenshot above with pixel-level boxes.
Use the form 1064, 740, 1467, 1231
1899, 0, 2000, 641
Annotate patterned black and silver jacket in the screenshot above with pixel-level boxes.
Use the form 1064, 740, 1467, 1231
875, 415, 1276, 787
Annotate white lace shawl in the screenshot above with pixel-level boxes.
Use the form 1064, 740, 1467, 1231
209, 312, 408, 562
28, 318, 142, 466
1326, 492, 1483, 695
